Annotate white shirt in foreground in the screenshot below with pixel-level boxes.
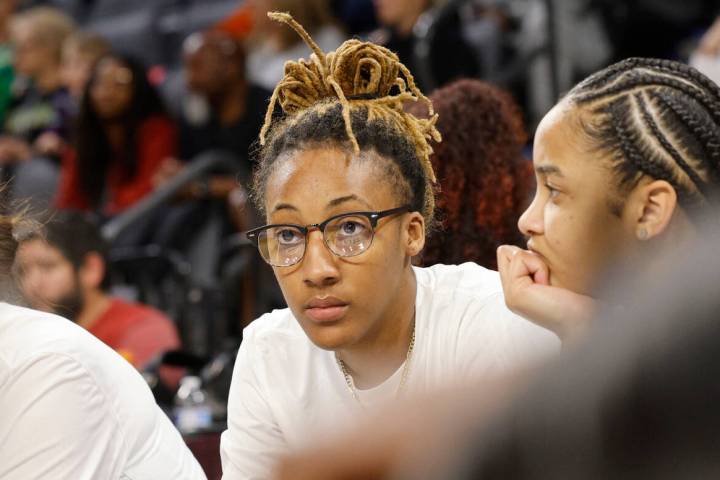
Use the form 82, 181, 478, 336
0, 302, 206, 480
220, 263, 560, 479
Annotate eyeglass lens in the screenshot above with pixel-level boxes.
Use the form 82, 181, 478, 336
256, 214, 375, 266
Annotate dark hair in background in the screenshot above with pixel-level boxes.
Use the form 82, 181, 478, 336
568, 57, 720, 213
22, 210, 110, 290
74, 53, 167, 208
419, 79, 531, 269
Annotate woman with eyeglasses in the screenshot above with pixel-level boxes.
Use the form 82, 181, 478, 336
219, 13, 559, 479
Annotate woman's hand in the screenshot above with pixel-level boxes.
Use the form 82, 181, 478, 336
497, 245, 596, 344
152, 157, 184, 188
33, 131, 65, 157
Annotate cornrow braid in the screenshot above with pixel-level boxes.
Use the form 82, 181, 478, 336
635, 92, 706, 195
649, 90, 720, 183
254, 12, 441, 229
607, 97, 692, 204
568, 57, 720, 211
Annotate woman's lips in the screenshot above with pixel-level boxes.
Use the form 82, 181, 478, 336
305, 297, 349, 323
306, 305, 349, 323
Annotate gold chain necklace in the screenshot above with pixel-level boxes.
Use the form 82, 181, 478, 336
335, 321, 416, 408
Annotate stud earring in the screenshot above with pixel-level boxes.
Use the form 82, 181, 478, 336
638, 228, 648, 240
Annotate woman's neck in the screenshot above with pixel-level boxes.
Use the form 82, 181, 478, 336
336, 268, 417, 389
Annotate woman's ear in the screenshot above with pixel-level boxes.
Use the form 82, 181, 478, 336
626, 179, 678, 241
404, 212, 425, 257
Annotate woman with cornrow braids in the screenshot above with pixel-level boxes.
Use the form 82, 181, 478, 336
220, 12, 559, 479
498, 57, 720, 345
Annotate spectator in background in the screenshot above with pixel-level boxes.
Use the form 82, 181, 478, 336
55, 54, 177, 215
0, 7, 74, 165
418, 79, 532, 269
373, 0, 479, 92
23, 31, 112, 164
153, 30, 270, 234
178, 30, 269, 167
245, 0, 345, 91
60, 30, 111, 103
14, 211, 181, 370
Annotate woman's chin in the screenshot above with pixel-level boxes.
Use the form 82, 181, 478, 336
301, 321, 357, 351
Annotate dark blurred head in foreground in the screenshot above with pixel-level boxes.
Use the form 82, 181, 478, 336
440, 210, 720, 479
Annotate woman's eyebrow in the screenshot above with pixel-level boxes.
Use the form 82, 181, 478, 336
326, 195, 373, 210
535, 165, 564, 177
271, 203, 299, 214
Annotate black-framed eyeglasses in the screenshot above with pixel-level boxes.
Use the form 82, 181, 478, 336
246, 205, 412, 267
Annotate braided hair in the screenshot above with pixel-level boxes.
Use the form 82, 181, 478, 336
253, 12, 441, 230
567, 58, 720, 211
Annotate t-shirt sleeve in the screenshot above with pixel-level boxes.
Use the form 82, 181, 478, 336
455, 292, 561, 379
0, 353, 125, 479
220, 327, 287, 479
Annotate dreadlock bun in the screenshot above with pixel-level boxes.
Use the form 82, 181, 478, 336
260, 12, 441, 183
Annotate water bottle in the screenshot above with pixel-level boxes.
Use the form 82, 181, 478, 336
173, 375, 213, 434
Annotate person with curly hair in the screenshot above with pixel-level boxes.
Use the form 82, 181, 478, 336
419, 78, 532, 269
219, 13, 559, 479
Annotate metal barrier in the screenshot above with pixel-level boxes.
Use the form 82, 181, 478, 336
101, 150, 237, 242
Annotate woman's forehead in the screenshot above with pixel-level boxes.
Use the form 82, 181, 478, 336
265, 147, 399, 213
534, 104, 606, 176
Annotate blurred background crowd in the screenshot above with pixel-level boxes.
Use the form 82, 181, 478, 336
1, 0, 719, 477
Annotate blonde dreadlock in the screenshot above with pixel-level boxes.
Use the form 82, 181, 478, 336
260, 11, 441, 187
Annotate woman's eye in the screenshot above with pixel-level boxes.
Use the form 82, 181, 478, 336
338, 220, 365, 236
545, 183, 560, 198
277, 229, 302, 245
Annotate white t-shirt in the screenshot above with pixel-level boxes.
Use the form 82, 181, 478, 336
220, 263, 560, 479
0, 303, 206, 480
